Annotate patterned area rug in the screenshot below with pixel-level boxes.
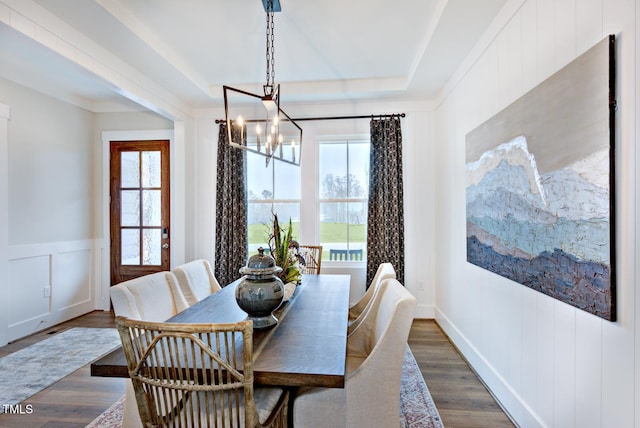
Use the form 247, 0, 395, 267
86, 346, 444, 428
400, 346, 444, 428
0, 327, 121, 414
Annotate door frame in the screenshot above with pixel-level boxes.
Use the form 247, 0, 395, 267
100, 129, 185, 310
109, 140, 171, 284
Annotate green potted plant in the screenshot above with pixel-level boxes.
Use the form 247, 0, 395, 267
267, 214, 302, 284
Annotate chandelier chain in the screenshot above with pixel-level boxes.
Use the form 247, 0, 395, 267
265, 0, 275, 91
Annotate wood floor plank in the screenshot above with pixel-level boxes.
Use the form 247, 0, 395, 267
0, 312, 515, 427
408, 319, 515, 427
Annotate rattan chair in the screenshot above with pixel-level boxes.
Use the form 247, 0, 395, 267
297, 245, 322, 274
115, 317, 289, 428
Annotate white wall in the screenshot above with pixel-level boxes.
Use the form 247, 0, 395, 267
433, 0, 636, 427
0, 78, 100, 341
2, 77, 94, 244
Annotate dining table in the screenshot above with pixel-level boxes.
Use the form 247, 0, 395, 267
91, 273, 351, 388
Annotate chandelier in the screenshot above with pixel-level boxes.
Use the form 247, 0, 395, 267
223, 0, 302, 166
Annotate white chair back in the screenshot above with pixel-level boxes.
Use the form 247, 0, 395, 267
348, 263, 396, 333
293, 278, 416, 428
172, 259, 221, 306
348, 262, 396, 322
110, 271, 188, 322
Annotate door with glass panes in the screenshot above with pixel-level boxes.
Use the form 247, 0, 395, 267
110, 140, 170, 285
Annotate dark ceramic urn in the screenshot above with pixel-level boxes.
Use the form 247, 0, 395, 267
236, 247, 284, 329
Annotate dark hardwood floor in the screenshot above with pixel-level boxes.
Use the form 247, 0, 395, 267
0, 312, 514, 427
408, 320, 515, 428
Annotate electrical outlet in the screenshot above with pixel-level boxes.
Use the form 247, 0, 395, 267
43, 286, 51, 298
417, 281, 425, 290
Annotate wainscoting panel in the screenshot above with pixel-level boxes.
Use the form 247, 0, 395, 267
54, 248, 92, 310
7, 255, 50, 327
7, 240, 98, 341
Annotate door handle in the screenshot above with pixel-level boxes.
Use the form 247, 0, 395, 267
162, 243, 169, 249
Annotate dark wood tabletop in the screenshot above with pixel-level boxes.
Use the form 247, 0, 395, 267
91, 274, 351, 388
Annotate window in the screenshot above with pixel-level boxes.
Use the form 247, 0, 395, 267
246, 149, 301, 253
318, 140, 369, 262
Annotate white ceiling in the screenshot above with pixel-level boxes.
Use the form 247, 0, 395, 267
1, 0, 508, 115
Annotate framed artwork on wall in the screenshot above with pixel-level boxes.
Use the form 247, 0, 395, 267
465, 35, 616, 321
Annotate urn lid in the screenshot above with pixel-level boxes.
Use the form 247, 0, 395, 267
240, 247, 283, 277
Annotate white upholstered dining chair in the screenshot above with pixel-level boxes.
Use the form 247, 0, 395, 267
110, 271, 189, 428
347, 263, 396, 333
172, 259, 222, 306
110, 271, 189, 322
293, 278, 417, 428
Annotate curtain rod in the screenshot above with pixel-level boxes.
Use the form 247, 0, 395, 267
214, 112, 405, 124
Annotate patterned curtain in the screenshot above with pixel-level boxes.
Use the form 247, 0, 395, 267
366, 116, 405, 286
214, 124, 248, 286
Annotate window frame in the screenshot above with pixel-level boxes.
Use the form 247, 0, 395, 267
245, 133, 370, 265
317, 136, 370, 265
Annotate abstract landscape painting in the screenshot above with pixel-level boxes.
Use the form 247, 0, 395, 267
465, 36, 616, 320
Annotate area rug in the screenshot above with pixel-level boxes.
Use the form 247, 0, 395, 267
86, 345, 444, 428
400, 346, 444, 428
0, 327, 121, 414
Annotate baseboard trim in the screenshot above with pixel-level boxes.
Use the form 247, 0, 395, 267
434, 307, 543, 428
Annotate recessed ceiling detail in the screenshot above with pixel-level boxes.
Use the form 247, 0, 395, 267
0, 0, 508, 115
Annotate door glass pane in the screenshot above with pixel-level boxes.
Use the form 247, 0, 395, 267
143, 229, 161, 265
142, 151, 161, 187
121, 229, 140, 265
142, 190, 161, 226
121, 152, 140, 188
121, 190, 140, 226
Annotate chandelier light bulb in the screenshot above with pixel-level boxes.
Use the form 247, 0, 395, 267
256, 124, 262, 151
236, 115, 245, 142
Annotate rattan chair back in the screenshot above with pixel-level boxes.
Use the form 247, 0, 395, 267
115, 317, 288, 427
297, 245, 322, 275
